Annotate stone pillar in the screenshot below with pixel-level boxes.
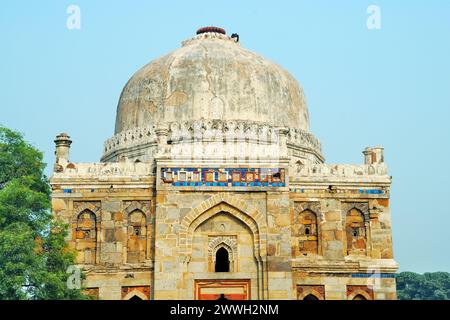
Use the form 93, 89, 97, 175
54, 133, 72, 167
276, 127, 289, 160
266, 191, 293, 299
153, 189, 183, 299
363, 146, 384, 165
155, 124, 170, 158
320, 199, 344, 260
100, 199, 123, 266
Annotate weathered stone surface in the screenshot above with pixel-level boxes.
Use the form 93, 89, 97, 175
102, 200, 121, 213
49, 28, 397, 300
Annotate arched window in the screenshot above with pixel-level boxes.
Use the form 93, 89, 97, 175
298, 210, 319, 255
127, 210, 147, 263
215, 247, 230, 272
303, 294, 319, 300
75, 210, 97, 264
346, 208, 367, 255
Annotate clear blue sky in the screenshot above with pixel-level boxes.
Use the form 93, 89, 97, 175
1, 1, 449, 273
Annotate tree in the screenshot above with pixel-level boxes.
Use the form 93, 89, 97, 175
0, 126, 90, 299
396, 271, 450, 300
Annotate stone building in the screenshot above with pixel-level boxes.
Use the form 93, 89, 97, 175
50, 27, 398, 300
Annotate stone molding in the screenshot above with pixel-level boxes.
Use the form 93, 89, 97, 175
208, 236, 238, 261
52, 161, 153, 177
292, 163, 389, 178
102, 119, 323, 162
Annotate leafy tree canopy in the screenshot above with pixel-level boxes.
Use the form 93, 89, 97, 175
0, 126, 90, 299
397, 271, 450, 300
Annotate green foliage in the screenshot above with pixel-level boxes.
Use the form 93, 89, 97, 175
396, 271, 450, 300
0, 126, 91, 300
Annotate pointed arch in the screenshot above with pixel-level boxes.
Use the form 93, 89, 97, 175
76, 209, 97, 238
179, 193, 268, 299
297, 286, 325, 300
347, 290, 372, 300
179, 193, 267, 258
207, 236, 238, 272
74, 209, 97, 264
303, 294, 319, 300
123, 290, 148, 300
127, 209, 147, 263
345, 208, 367, 255
208, 236, 238, 258
215, 247, 230, 272
124, 200, 151, 217
297, 209, 319, 255
73, 202, 101, 218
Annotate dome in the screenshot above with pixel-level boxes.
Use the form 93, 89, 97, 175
114, 29, 310, 134
103, 28, 323, 165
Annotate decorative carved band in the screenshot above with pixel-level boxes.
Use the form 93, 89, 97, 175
103, 120, 323, 161
208, 236, 238, 260
292, 163, 389, 178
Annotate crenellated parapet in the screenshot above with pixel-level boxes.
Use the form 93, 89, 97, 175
292, 163, 388, 178
103, 126, 158, 157
51, 161, 153, 178
102, 119, 323, 163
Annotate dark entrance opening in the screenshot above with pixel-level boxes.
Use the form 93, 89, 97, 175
215, 247, 230, 272
303, 294, 319, 300
129, 295, 143, 301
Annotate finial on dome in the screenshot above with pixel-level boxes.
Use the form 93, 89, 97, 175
196, 26, 226, 35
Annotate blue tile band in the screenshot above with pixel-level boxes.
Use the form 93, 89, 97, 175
161, 167, 286, 187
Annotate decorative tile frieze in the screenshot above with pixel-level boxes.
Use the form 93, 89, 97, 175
160, 167, 286, 187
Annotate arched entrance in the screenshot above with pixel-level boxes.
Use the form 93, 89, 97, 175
215, 247, 230, 272
303, 294, 319, 300
179, 195, 268, 300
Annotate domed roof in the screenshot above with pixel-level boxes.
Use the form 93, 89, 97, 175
114, 28, 310, 134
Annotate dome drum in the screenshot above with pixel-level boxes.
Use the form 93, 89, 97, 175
102, 119, 323, 164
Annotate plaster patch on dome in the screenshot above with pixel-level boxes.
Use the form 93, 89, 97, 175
165, 91, 188, 107
210, 97, 225, 119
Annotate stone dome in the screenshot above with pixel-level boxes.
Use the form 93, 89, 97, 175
114, 29, 310, 134
103, 28, 323, 164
